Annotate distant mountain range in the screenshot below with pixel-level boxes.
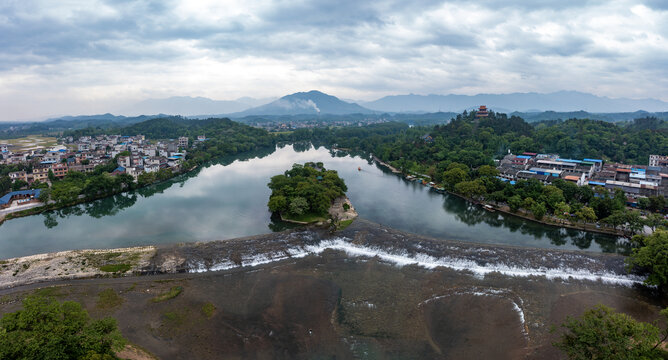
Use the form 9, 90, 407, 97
114, 90, 667, 118
7, 90, 667, 126
360, 91, 668, 113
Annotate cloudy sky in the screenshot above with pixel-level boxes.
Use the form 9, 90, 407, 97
0, 0, 667, 120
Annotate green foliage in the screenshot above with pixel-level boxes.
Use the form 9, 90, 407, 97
151, 286, 183, 303
443, 166, 469, 190
201, 302, 216, 318
0, 295, 126, 359
289, 196, 309, 215
574, 206, 597, 223
267, 163, 348, 217
553, 304, 667, 360
531, 202, 547, 220
627, 230, 668, 287
507, 195, 522, 212
99, 264, 131, 273
97, 288, 124, 309
454, 179, 486, 199
11, 179, 27, 191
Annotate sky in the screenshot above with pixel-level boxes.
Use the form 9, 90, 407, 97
0, 0, 667, 121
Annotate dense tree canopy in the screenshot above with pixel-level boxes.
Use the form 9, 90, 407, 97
553, 304, 668, 360
267, 163, 347, 218
0, 295, 126, 359
627, 230, 668, 287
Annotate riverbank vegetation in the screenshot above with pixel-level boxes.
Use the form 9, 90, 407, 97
554, 304, 668, 359
267, 162, 348, 223
1, 117, 276, 224
279, 113, 668, 237
0, 294, 126, 359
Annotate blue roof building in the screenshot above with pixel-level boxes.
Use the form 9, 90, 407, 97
0, 189, 41, 207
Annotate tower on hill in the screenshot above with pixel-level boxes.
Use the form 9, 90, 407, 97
476, 105, 489, 118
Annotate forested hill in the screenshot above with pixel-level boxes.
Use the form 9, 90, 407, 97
280, 112, 668, 172
66, 117, 270, 141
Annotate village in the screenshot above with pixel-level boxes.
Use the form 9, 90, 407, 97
0, 134, 206, 211
496, 152, 668, 206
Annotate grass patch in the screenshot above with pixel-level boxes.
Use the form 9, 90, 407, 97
99, 263, 132, 273
97, 288, 124, 309
162, 311, 185, 325
282, 212, 326, 224
151, 286, 183, 303
337, 219, 355, 230
201, 302, 216, 318
33, 286, 64, 298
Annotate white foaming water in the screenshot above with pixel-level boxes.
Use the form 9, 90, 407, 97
188, 237, 644, 286
420, 287, 527, 337
303, 238, 644, 286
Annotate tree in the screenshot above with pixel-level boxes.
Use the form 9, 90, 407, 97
11, 179, 28, 191
0, 295, 126, 359
553, 304, 668, 360
267, 195, 287, 213
156, 168, 172, 181
48, 169, 57, 183
0, 176, 10, 195
531, 202, 547, 220
289, 196, 309, 215
638, 197, 651, 210
542, 185, 565, 211
574, 206, 597, 226
554, 202, 571, 224
477, 165, 498, 178
508, 195, 522, 212
454, 179, 486, 199
443, 167, 469, 190
627, 230, 668, 287
648, 196, 666, 213
137, 172, 156, 186
645, 213, 664, 231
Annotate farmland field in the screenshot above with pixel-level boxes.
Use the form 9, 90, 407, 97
1, 135, 59, 152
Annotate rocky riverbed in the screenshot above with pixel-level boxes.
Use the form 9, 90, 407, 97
0, 218, 664, 359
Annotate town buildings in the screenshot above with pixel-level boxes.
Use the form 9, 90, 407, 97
1, 134, 188, 186
497, 153, 668, 202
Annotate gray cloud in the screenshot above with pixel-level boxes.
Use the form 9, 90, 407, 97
0, 0, 666, 120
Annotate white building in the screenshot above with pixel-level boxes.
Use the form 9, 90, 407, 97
178, 137, 188, 149
649, 155, 668, 167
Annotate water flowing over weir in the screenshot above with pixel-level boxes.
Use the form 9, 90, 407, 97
149, 220, 643, 287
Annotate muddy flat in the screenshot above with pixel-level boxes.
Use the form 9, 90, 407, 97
0, 219, 664, 359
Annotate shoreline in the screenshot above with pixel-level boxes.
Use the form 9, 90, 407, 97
0, 161, 205, 227
370, 156, 626, 238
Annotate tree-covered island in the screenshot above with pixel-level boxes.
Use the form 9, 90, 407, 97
267, 162, 356, 226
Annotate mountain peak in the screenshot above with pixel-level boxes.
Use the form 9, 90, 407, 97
233, 90, 374, 116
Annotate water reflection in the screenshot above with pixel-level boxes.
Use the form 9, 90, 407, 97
0, 144, 629, 259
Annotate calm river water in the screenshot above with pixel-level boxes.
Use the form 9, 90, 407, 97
0, 144, 627, 259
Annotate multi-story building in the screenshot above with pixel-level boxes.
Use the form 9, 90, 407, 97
178, 137, 188, 149
649, 155, 668, 167
51, 163, 68, 178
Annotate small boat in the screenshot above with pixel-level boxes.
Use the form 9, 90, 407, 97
483, 204, 496, 212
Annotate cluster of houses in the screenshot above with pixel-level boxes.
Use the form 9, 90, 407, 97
2, 134, 205, 186
497, 153, 668, 204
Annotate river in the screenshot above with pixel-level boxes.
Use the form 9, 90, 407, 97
0, 144, 627, 259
